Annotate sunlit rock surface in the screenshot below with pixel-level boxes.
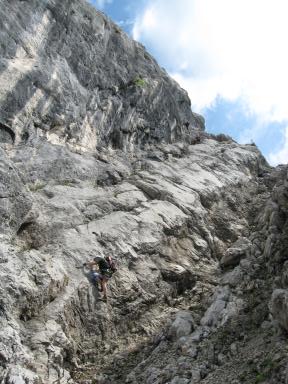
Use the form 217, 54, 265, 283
0, 0, 203, 152
0, 1, 288, 384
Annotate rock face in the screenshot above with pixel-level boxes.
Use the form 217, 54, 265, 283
0, 1, 288, 384
0, 0, 203, 152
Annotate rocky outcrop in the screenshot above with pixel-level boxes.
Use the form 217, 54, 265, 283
271, 289, 288, 332
0, 1, 288, 384
0, 0, 203, 153
119, 163, 288, 384
0, 132, 274, 384
0, 147, 32, 235
220, 237, 251, 268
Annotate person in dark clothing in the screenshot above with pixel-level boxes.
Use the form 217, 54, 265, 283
84, 256, 117, 301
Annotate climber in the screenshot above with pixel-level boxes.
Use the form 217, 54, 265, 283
83, 256, 117, 301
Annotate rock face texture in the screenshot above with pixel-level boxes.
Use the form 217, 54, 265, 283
0, 0, 203, 152
0, 1, 288, 384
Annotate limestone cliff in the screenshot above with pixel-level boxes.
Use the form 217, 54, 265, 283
0, 1, 288, 384
0, 0, 203, 152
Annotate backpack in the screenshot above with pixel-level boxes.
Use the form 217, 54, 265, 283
98, 257, 117, 276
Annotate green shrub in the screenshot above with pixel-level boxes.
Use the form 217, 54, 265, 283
59, 179, 74, 186
63, 274, 70, 287
255, 373, 267, 383
28, 180, 46, 192
134, 77, 146, 87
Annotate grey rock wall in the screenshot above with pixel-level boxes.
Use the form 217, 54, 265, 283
0, 148, 32, 234
0, 135, 272, 383
121, 161, 288, 384
0, 0, 203, 152
0, 1, 287, 384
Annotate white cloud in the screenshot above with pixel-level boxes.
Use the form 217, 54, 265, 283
133, 0, 288, 164
268, 127, 288, 165
94, 0, 113, 10
133, 0, 288, 118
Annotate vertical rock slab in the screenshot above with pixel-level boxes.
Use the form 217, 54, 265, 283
0, 148, 32, 235
0, 0, 204, 151
271, 289, 288, 332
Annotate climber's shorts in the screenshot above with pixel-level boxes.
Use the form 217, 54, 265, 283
90, 271, 102, 284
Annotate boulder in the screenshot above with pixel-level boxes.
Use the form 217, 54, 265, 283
270, 289, 288, 332
220, 237, 252, 268
168, 311, 195, 340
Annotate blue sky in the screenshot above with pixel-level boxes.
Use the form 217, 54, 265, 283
90, 0, 288, 165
